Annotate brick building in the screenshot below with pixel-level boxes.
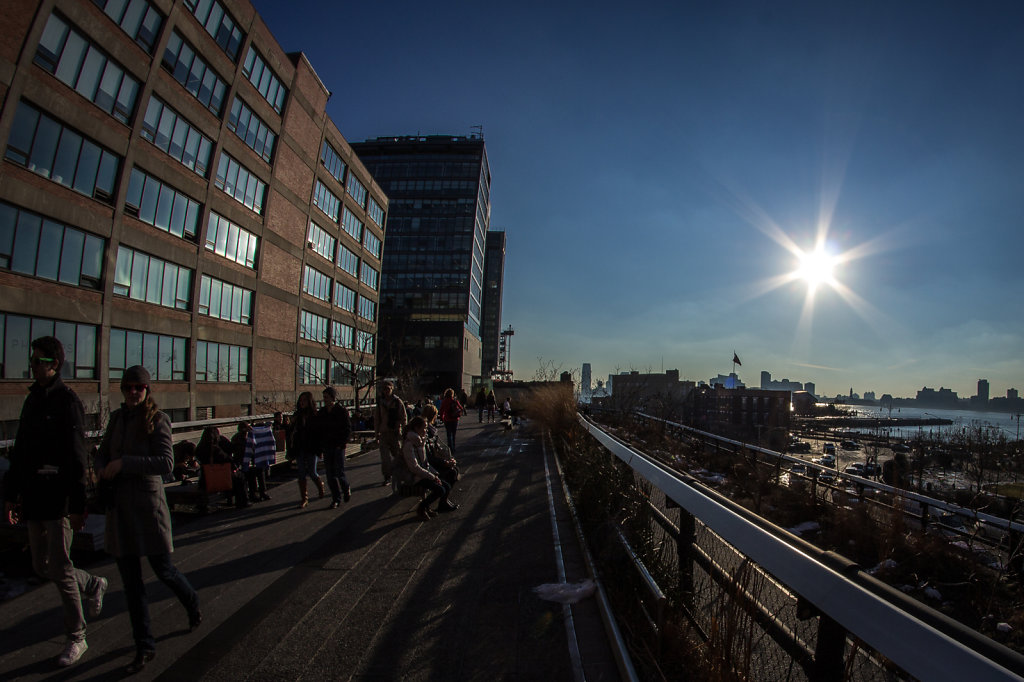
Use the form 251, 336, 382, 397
0, 0, 386, 434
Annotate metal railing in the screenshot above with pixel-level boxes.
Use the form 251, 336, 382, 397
580, 413, 1024, 681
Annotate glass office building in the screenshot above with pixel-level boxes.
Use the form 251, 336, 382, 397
351, 135, 499, 395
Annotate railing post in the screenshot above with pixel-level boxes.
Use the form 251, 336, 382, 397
678, 508, 696, 611
812, 613, 847, 681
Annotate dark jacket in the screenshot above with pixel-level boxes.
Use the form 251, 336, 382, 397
289, 409, 319, 455
94, 406, 174, 557
5, 377, 89, 520
318, 403, 352, 450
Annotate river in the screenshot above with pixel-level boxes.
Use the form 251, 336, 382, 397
840, 405, 1022, 440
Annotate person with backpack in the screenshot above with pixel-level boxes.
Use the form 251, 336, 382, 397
439, 388, 464, 454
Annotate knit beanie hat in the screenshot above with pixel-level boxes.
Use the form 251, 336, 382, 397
121, 365, 152, 386
323, 386, 337, 399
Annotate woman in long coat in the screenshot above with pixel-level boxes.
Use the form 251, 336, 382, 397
95, 366, 201, 673
291, 391, 325, 508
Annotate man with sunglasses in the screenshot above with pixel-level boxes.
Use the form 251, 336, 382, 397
3, 336, 107, 667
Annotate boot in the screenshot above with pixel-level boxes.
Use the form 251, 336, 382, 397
298, 479, 309, 509
315, 478, 326, 499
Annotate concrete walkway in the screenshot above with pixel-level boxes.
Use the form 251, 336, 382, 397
0, 419, 621, 681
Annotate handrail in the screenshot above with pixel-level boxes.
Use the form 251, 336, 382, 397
580, 413, 1024, 681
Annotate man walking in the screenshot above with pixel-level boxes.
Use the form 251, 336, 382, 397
3, 336, 108, 666
374, 381, 407, 487
319, 386, 352, 508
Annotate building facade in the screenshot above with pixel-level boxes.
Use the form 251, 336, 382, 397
0, 0, 386, 434
350, 135, 496, 396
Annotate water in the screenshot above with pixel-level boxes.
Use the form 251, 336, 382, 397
841, 405, 1022, 440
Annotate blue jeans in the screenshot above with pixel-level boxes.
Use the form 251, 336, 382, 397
417, 477, 451, 508
324, 446, 350, 503
444, 420, 458, 453
296, 452, 321, 482
116, 553, 198, 652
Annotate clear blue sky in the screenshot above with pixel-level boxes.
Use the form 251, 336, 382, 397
254, 0, 1024, 400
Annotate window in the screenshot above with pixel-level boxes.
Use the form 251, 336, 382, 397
320, 141, 345, 183
92, 0, 163, 53
215, 153, 266, 214
0, 201, 104, 288
313, 180, 340, 222
299, 310, 328, 343
162, 31, 227, 115
360, 262, 379, 291
362, 230, 382, 260
367, 196, 384, 227
1, 313, 96, 379
331, 320, 353, 348
358, 295, 376, 322
341, 206, 362, 241
195, 340, 249, 382
205, 212, 257, 268
109, 327, 186, 381
346, 173, 367, 208
182, 0, 244, 61
337, 243, 358, 277
140, 96, 213, 176
334, 282, 355, 312
298, 355, 326, 385
227, 97, 275, 163
307, 221, 335, 262
241, 47, 286, 114
124, 167, 201, 240
330, 360, 354, 386
357, 330, 375, 354
113, 245, 191, 310
4, 101, 119, 202
35, 13, 140, 124
302, 265, 330, 302
198, 275, 252, 324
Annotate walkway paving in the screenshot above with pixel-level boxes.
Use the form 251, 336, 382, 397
0, 419, 621, 681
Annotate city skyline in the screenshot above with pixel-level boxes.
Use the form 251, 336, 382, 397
254, 0, 1024, 399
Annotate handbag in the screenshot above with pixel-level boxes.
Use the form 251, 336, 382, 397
202, 463, 233, 493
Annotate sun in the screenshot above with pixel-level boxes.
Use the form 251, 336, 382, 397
795, 246, 837, 290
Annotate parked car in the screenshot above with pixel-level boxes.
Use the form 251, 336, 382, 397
789, 441, 812, 453
819, 454, 836, 467
861, 462, 879, 476
840, 440, 861, 450
892, 443, 911, 454
844, 463, 865, 476
818, 470, 837, 484
789, 464, 808, 476
823, 443, 836, 456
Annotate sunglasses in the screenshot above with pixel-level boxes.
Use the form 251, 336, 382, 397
30, 356, 55, 366
122, 383, 148, 393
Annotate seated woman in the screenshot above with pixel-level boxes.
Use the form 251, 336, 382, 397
420, 405, 459, 510
400, 417, 455, 520
172, 441, 199, 483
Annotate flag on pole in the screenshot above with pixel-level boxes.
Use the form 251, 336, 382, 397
732, 352, 742, 366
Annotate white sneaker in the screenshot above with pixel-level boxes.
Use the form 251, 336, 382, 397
58, 638, 88, 666
86, 577, 108, 619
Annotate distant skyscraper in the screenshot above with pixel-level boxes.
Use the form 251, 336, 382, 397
582, 363, 592, 399
481, 232, 506, 377
977, 379, 990, 402
761, 371, 771, 389
805, 382, 816, 397
352, 135, 495, 394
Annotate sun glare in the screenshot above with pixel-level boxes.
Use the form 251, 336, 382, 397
795, 247, 837, 289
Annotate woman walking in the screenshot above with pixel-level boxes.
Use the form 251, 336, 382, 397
439, 388, 464, 454
291, 391, 325, 508
95, 366, 201, 674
